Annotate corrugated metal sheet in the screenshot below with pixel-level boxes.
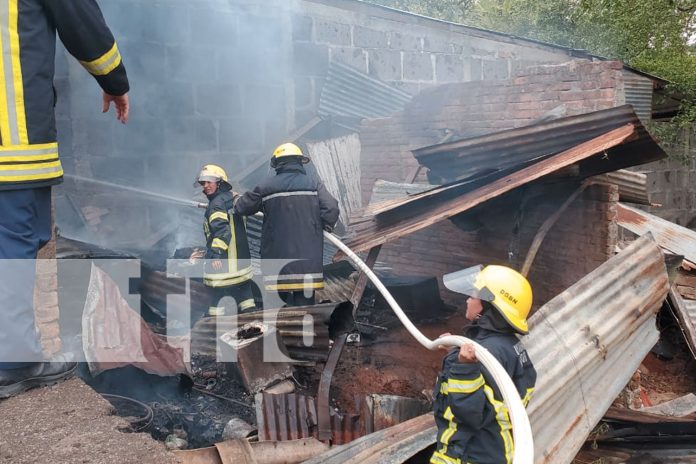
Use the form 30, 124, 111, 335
617, 203, 696, 263
318, 61, 412, 130
412, 105, 656, 184
307, 234, 669, 464
369, 180, 434, 204
190, 304, 337, 363
623, 70, 654, 123
669, 288, 696, 360
255, 392, 362, 445
592, 169, 650, 205
344, 121, 666, 255
301, 414, 435, 464
307, 134, 363, 226
524, 233, 669, 463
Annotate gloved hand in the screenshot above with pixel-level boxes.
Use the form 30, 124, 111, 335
323, 224, 334, 233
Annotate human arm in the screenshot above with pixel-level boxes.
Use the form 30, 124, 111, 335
317, 182, 339, 231
42, 0, 130, 121
207, 203, 232, 262
445, 353, 487, 431
233, 188, 263, 216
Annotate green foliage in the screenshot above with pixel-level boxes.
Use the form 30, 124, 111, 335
359, 0, 472, 22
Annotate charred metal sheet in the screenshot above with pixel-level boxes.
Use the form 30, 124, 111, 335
669, 288, 696, 359
319, 61, 412, 131
593, 169, 650, 205
617, 203, 696, 263
255, 392, 362, 445
524, 233, 669, 463
317, 261, 358, 304
174, 438, 329, 464
412, 105, 663, 184
364, 394, 431, 432
344, 123, 657, 255
191, 304, 337, 363
56, 236, 134, 259
219, 322, 294, 394
309, 234, 669, 464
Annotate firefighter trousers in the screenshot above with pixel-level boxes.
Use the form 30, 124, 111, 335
208, 280, 256, 316
0, 188, 52, 369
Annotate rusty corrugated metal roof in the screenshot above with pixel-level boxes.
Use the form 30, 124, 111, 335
254, 392, 362, 445
310, 234, 669, 464
344, 119, 665, 255
411, 105, 656, 184
623, 70, 654, 123
593, 169, 650, 205
617, 203, 696, 263
669, 288, 696, 359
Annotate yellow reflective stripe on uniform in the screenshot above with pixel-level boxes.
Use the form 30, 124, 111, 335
208, 306, 225, 316
0, 160, 63, 182
265, 282, 325, 291
439, 406, 457, 446
0, 143, 59, 162
483, 385, 514, 464
209, 211, 228, 223
228, 215, 237, 273
239, 299, 255, 311
80, 42, 122, 76
211, 238, 228, 251
447, 374, 485, 394
0, 0, 27, 145
204, 270, 254, 288
8, 0, 26, 144
522, 387, 534, 406
430, 450, 461, 464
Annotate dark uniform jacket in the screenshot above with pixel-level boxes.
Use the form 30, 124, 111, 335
0, 0, 128, 190
203, 187, 253, 288
432, 312, 536, 464
234, 159, 339, 292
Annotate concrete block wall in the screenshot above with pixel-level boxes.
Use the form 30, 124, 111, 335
359, 59, 624, 204
377, 182, 619, 308
642, 128, 696, 230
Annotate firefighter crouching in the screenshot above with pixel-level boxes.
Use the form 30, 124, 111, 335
432, 265, 537, 464
197, 165, 256, 316
234, 143, 339, 307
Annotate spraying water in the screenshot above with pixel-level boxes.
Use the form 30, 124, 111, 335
64, 174, 207, 209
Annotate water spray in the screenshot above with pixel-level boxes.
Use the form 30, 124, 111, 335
64, 174, 207, 209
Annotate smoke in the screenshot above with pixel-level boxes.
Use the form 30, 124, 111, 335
55, 0, 308, 254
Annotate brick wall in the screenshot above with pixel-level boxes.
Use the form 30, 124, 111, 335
359, 59, 624, 203
34, 201, 61, 357
377, 183, 619, 308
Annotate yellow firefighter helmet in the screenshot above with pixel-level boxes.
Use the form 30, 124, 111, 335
443, 264, 533, 334
195, 164, 231, 188
270, 142, 310, 168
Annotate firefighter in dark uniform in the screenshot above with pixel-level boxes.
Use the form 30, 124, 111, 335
0, 0, 129, 398
431, 265, 536, 464
234, 143, 339, 307
197, 165, 256, 316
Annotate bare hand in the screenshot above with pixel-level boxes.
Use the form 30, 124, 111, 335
212, 260, 222, 271
102, 92, 129, 124
458, 343, 477, 363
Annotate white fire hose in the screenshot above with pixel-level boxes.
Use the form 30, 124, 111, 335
324, 232, 534, 464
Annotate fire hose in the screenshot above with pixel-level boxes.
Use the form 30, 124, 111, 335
63, 174, 533, 461
323, 232, 534, 464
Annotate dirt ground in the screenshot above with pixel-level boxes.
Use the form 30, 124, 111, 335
0, 378, 179, 464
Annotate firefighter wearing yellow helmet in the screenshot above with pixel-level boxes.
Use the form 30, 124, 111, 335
234, 143, 339, 307
196, 165, 255, 316
431, 265, 537, 464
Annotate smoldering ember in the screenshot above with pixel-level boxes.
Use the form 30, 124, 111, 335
1, 1, 696, 464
